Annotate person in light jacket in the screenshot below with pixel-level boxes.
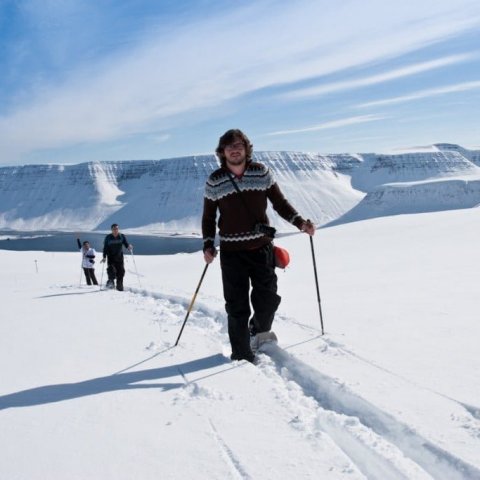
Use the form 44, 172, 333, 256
76, 238, 98, 286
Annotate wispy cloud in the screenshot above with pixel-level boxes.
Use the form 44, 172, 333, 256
281, 53, 476, 99
356, 80, 480, 108
265, 115, 386, 136
149, 133, 171, 144
1, 0, 480, 162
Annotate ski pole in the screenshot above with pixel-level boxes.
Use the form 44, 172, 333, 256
309, 236, 325, 335
174, 263, 209, 346
99, 260, 105, 290
76, 233, 82, 286
130, 250, 142, 289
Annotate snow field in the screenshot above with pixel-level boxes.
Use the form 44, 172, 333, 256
1, 208, 480, 479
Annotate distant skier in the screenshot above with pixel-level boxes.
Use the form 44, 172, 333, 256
202, 129, 315, 363
101, 224, 133, 291
77, 238, 98, 286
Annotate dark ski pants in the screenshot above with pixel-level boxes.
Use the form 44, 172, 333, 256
83, 268, 98, 285
220, 243, 281, 358
107, 258, 125, 285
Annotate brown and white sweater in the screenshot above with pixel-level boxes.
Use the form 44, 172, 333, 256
202, 161, 306, 252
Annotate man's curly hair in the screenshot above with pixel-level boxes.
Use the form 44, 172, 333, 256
215, 129, 253, 167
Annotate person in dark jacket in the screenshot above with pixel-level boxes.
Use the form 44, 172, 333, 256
202, 129, 315, 363
76, 238, 98, 286
101, 224, 132, 291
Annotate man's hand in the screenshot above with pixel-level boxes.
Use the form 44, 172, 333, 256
100, 258, 106, 263
301, 220, 315, 236
204, 247, 217, 264
128, 244, 133, 252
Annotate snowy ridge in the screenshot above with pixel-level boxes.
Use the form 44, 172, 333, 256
330, 178, 480, 225
0, 144, 479, 232
352, 150, 479, 191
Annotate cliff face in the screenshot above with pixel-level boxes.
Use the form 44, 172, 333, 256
328, 146, 480, 226
0, 156, 216, 232
1, 145, 479, 232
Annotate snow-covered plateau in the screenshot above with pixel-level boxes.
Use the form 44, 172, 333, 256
1, 143, 479, 233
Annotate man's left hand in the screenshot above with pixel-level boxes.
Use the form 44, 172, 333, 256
301, 220, 315, 236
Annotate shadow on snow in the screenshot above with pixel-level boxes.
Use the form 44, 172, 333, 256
0, 353, 228, 411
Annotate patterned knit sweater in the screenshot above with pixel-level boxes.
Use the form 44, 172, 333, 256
202, 161, 306, 251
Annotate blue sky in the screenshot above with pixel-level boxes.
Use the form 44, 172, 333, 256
1, 0, 480, 166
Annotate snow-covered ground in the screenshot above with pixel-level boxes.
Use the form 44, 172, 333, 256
1, 208, 480, 479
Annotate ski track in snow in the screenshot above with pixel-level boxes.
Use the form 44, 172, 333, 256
115, 286, 480, 480
207, 419, 253, 480
460, 403, 480, 421
272, 315, 480, 441
251, 353, 425, 480
126, 285, 226, 327
321, 337, 480, 423
259, 344, 480, 480
176, 365, 253, 480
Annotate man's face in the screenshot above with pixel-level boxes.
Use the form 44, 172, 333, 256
224, 138, 246, 167
111, 226, 119, 236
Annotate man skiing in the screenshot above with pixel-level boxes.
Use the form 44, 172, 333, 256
202, 129, 315, 363
76, 238, 98, 286
101, 224, 132, 291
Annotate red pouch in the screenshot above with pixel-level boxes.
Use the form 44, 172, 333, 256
273, 245, 290, 269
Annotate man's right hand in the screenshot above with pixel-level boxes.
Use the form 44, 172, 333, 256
100, 258, 106, 263
204, 248, 217, 264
